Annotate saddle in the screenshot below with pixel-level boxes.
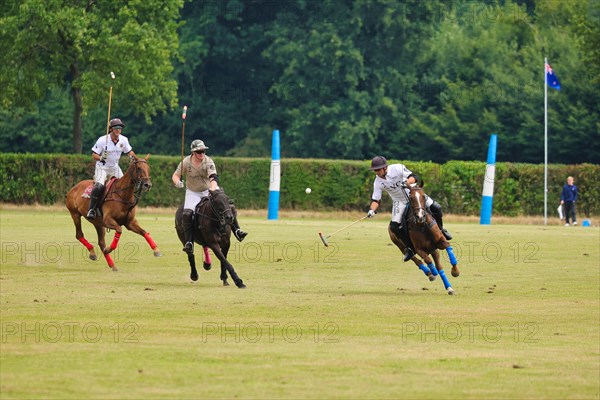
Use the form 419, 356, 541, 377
82, 177, 118, 214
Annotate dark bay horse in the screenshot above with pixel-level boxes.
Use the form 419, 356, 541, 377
65, 154, 161, 271
389, 185, 459, 295
175, 189, 246, 288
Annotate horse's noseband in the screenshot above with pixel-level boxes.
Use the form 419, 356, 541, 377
209, 191, 233, 226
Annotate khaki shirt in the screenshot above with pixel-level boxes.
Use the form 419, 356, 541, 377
175, 155, 217, 192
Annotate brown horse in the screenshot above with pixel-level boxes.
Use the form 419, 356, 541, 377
65, 154, 161, 271
389, 185, 459, 295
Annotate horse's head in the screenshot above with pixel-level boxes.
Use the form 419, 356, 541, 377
407, 185, 427, 224
128, 154, 152, 192
209, 188, 233, 225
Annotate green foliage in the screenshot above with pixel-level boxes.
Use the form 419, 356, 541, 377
1, 154, 598, 216
0, 0, 598, 163
0, 0, 183, 152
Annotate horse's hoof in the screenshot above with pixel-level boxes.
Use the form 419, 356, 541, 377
154, 251, 162, 257
222, 280, 230, 286
203, 262, 212, 271
237, 283, 247, 289
451, 267, 460, 277
447, 288, 455, 295
190, 273, 198, 282
111, 267, 119, 272
103, 248, 112, 255
89, 254, 97, 261
428, 275, 436, 282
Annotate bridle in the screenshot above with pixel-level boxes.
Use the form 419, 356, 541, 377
105, 159, 151, 209
129, 159, 151, 201
407, 186, 430, 226
197, 189, 233, 227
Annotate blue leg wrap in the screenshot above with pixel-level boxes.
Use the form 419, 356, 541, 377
418, 264, 430, 276
427, 263, 438, 276
439, 270, 452, 289
446, 246, 457, 266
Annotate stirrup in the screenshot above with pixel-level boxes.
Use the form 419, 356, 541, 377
441, 229, 452, 241
183, 241, 194, 254
403, 248, 415, 262
86, 209, 96, 219
234, 229, 248, 242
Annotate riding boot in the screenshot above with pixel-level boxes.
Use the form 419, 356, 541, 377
181, 209, 195, 254
232, 216, 248, 242
86, 183, 104, 219
391, 222, 415, 262
429, 201, 452, 240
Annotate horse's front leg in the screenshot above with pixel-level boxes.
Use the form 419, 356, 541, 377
432, 251, 454, 295
102, 216, 122, 255
94, 223, 116, 271
124, 218, 162, 257
208, 244, 246, 289
188, 253, 198, 281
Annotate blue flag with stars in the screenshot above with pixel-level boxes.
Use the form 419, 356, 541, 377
545, 62, 561, 90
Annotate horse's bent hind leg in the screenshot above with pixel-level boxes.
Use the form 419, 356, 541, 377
203, 247, 212, 271
446, 246, 460, 277
70, 212, 97, 261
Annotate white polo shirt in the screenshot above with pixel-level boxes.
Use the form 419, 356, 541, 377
91, 135, 133, 168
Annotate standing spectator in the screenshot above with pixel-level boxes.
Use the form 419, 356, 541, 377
560, 176, 578, 226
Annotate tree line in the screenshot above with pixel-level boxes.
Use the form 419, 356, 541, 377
1, 0, 598, 164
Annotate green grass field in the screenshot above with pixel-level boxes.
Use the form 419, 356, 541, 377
1, 208, 599, 399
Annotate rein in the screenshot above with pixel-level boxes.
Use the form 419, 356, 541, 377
197, 191, 232, 228
105, 160, 149, 210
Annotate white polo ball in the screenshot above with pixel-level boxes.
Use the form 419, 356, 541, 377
305, 188, 312, 194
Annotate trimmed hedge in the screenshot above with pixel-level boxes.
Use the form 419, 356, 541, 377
0, 153, 598, 216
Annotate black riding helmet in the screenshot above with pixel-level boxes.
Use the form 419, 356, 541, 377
370, 156, 388, 170
109, 118, 125, 129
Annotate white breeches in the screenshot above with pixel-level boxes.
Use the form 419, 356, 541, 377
184, 189, 209, 211
94, 165, 124, 185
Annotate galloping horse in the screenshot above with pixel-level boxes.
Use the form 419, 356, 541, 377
65, 154, 161, 271
389, 184, 459, 295
175, 189, 246, 288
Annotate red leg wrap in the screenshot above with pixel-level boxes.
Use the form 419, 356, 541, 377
78, 237, 94, 251
103, 253, 115, 268
110, 232, 121, 250
144, 232, 157, 249
203, 246, 212, 264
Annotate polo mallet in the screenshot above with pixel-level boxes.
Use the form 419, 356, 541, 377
105, 72, 116, 143
104, 71, 116, 153
180, 105, 187, 178
318, 215, 368, 247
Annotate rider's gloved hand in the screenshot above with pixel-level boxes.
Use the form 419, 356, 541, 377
367, 209, 376, 218
100, 151, 108, 163
176, 180, 185, 189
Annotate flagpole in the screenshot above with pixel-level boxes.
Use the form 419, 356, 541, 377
544, 57, 548, 225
